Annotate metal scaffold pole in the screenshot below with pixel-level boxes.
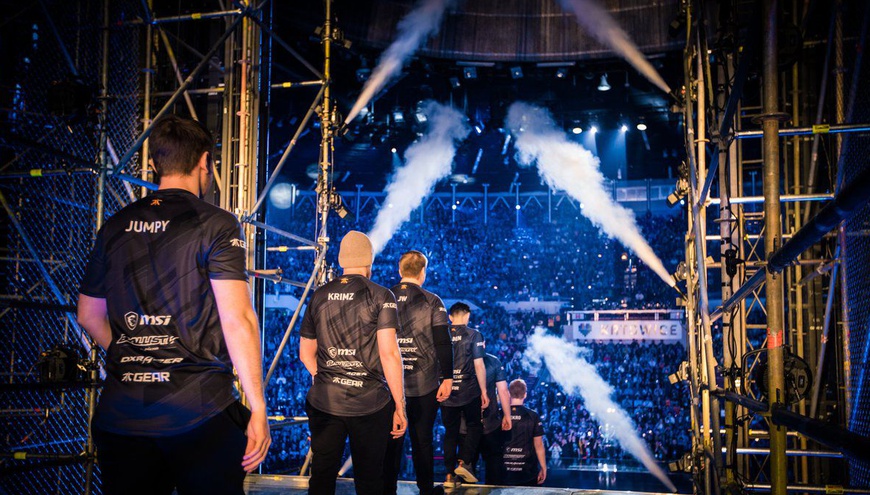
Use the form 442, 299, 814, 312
761, 1, 788, 493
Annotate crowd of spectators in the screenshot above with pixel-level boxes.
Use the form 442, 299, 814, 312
260, 199, 691, 474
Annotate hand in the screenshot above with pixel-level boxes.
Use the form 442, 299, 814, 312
537, 467, 547, 484
391, 407, 407, 439
242, 409, 271, 473
501, 414, 512, 431
480, 391, 489, 409
436, 379, 453, 402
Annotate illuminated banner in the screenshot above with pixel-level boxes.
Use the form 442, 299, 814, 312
566, 319, 685, 344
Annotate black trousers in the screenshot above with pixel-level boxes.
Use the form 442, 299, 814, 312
479, 428, 505, 485
306, 400, 394, 495
92, 401, 249, 495
441, 396, 482, 476
383, 389, 439, 495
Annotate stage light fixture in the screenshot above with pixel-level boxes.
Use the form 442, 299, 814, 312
636, 122, 648, 131
556, 67, 569, 79
355, 68, 371, 82
510, 66, 523, 79
392, 109, 404, 124
597, 74, 611, 91
449, 77, 461, 89
571, 126, 582, 134
390, 147, 397, 154
590, 125, 599, 134
620, 124, 628, 132
667, 361, 689, 385
463, 67, 477, 79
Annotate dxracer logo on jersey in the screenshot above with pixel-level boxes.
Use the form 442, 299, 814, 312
124, 311, 172, 331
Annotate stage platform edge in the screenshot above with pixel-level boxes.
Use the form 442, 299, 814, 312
245, 474, 679, 495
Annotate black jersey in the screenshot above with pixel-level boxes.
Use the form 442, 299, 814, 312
300, 274, 399, 416
442, 324, 485, 407
481, 353, 508, 434
79, 189, 247, 436
390, 282, 449, 397
503, 404, 545, 484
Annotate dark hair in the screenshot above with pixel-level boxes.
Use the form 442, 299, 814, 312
148, 115, 214, 179
509, 378, 527, 399
399, 250, 427, 277
449, 301, 471, 316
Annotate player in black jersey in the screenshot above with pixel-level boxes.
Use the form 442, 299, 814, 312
299, 231, 407, 495
502, 379, 547, 486
478, 351, 512, 484
77, 115, 270, 495
442, 302, 489, 486
382, 250, 454, 495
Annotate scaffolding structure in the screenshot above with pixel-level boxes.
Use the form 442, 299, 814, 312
680, 0, 870, 494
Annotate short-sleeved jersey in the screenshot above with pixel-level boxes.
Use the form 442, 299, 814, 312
390, 282, 449, 397
79, 188, 247, 436
442, 324, 485, 407
300, 274, 399, 416
481, 353, 508, 434
503, 404, 545, 484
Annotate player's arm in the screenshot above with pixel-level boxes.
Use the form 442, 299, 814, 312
300, 337, 318, 376
473, 357, 489, 409
497, 380, 512, 430
77, 295, 111, 350
433, 323, 453, 401
534, 435, 547, 484
211, 279, 271, 473
377, 327, 407, 438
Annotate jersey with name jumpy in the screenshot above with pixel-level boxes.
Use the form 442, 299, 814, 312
79, 189, 248, 436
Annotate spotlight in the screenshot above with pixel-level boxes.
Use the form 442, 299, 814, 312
597, 74, 611, 91
556, 67, 569, 79
449, 76, 461, 89
590, 125, 599, 134
571, 126, 583, 134
463, 67, 477, 79
510, 66, 523, 79
636, 122, 648, 131
667, 361, 689, 385
667, 178, 689, 207
474, 124, 483, 135
620, 124, 628, 132
392, 109, 404, 124
355, 68, 371, 82
390, 147, 397, 154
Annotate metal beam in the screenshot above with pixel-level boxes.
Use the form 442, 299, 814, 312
735, 122, 870, 139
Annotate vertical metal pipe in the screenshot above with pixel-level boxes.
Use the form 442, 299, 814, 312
451, 183, 457, 223
142, 9, 153, 198
762, 1, 788, 494
315, 0, 333, 284
483, 183, 489, 225
157, 27, 199, 121
515, 182, 520, 227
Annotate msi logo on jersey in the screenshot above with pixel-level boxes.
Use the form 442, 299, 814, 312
125, 312, 139, 331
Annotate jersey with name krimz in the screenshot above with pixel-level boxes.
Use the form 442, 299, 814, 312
503, 404, 545, 484
390, 282, 449, 397
442, 324, 485, 407
79, 188, 247, 436
301, 274, 399, 416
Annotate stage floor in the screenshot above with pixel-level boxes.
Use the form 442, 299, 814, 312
244, 475, 683, 495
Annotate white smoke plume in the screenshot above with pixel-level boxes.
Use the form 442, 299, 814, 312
344, 0, 454, 125
557, 0, 671, 94
525, 327, 678, 492
506, 102, 675, 288
368, 101, 469, 254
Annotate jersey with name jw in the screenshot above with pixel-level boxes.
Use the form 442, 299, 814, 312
442, 324, 485, 407
300, 274, 399, 416
481, 353, 507, 434
503, 405, 544, 483
79, 189, 247, 436
391, 282, 449, 397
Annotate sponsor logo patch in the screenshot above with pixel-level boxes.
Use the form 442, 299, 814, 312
123, 312, 172, 330
327, 347, 355, 358
230, 238, 246, 248
119, 356, 183, 364
325, 360, 363, 368
332, 377, 363, 388
150, 199, 162, 206
396, 338, 414, 344
121, 372, 170, 382
383, 302, 397, 309
116, 335, 179, 348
